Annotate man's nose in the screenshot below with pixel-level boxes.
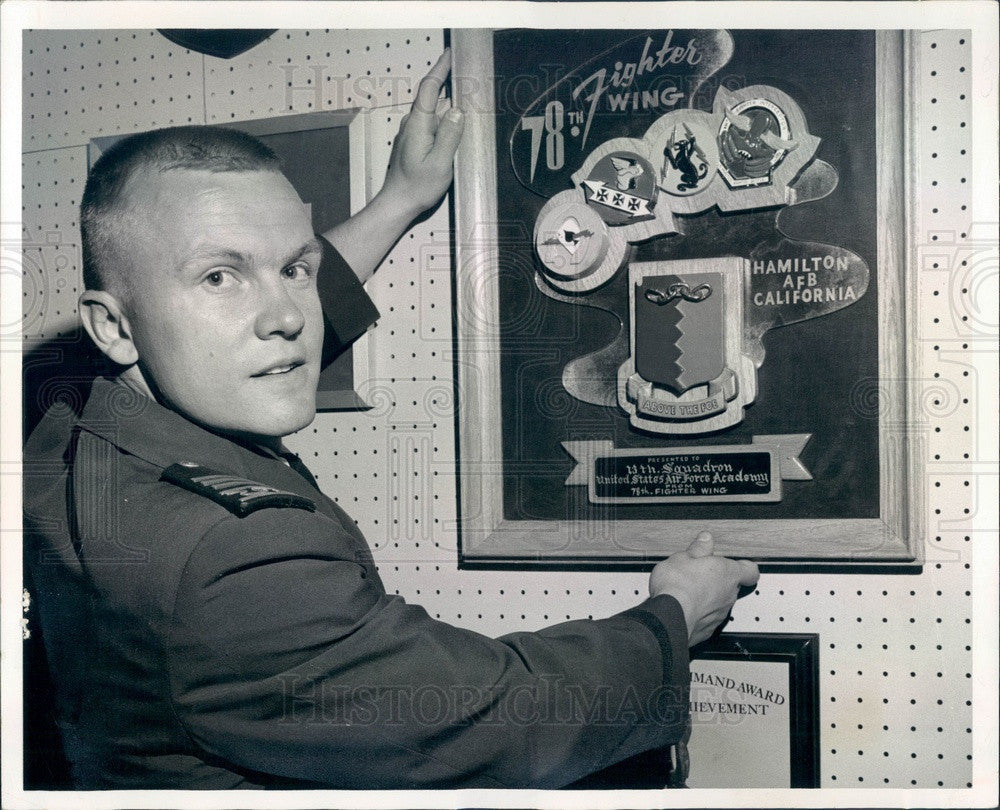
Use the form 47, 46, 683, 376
253, 278, 306, 340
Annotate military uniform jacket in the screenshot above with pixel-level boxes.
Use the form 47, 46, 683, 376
23, 242, 691, 790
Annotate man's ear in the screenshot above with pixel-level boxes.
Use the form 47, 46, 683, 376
78, 290, 139, 366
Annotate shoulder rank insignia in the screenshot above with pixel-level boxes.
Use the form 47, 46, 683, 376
161, 462, 317, 518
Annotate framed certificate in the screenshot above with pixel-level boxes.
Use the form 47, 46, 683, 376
687, 632, 820, 788
451, 29, 922, 566
563, 632, 820, 790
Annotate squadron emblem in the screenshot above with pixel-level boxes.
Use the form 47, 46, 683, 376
540, 215, 593, 257
534, 193, 611, 285
659, 119, 719, 196
717, 99, 798, 188
582, 152, 657, 226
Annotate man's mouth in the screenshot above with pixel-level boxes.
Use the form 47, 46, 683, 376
252, 361, 305, 377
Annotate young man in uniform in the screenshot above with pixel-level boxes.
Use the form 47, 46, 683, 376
23, 52, 759, 789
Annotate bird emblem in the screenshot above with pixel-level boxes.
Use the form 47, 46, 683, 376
610, 155, 644, 191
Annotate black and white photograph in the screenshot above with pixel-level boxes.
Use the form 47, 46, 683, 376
2, 3, 997, 809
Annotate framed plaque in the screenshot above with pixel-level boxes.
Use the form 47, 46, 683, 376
452, 29, 922, 566
687, 632, 820, 788
89, 110, 373, 411
563, 632, 820, 789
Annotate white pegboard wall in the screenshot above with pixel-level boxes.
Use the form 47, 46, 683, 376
206, 30, 442, 123
19, 27, 988, 792
23, 30, 205, 150
20, 147, 87, 342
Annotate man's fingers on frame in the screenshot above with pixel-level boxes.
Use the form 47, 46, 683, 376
430, 109, 464, 158
412, 51, 451, 116
686, 532, 714, 559
735, 558, 760, 587
413, 79, 444, 119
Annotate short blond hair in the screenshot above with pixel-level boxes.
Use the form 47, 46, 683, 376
80, 125, 280, 294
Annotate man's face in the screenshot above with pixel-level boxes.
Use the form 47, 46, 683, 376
118, 168, 325, 441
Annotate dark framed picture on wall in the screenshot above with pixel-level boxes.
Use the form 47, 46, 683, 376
451, 29, 923, 567
89, 109, 374, 410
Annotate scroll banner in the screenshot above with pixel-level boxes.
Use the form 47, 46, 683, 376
582, 180, 653, 217
563, 435, 811, 504
628, 369, 738, 421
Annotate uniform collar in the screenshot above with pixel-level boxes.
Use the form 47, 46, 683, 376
72, 377, 377, 577
77, 377, 291, 479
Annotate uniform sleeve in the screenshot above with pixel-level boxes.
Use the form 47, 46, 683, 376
166, 508, 690, 789
316, 234, 380, 365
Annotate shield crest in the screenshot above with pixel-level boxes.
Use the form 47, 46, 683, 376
634, 271, 724, 395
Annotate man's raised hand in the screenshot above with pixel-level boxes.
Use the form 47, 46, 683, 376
322, 50, 464, 282
381, 49, 465, 220
648, 532, 760, 647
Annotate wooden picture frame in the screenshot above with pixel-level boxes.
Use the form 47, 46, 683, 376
451, 29, 922, 567
88, 109, 374, 410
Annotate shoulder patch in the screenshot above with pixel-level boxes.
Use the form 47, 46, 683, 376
161, 463, 317, 518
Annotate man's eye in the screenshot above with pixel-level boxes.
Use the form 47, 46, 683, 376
203, 269, 235, 288
281, 263, 312, 281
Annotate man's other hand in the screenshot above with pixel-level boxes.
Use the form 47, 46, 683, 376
323, 50, 464, 283
648, 532, 759, 647
380, 49, 465, 221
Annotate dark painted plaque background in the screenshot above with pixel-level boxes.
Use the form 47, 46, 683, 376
493, 29, 879, 522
